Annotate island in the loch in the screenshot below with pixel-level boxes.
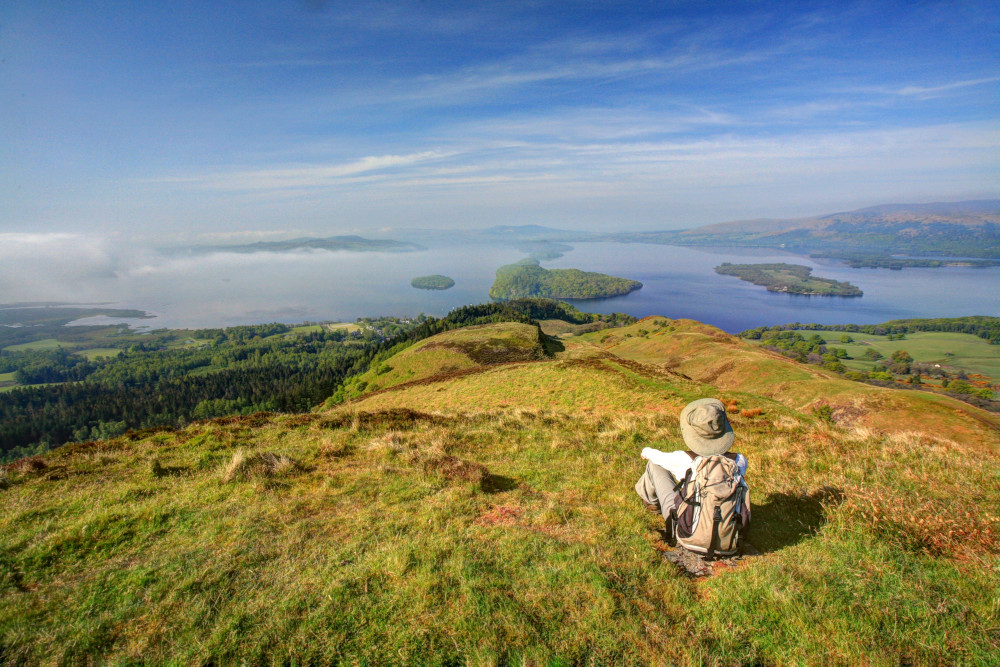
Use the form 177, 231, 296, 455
411, 275, 456, 290
715, 263, 863, 296
489, 259, 642, 300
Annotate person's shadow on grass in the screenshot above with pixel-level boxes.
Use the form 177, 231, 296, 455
745, 486, 844, 553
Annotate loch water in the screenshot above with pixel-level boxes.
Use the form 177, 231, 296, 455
60, 241, 999, 332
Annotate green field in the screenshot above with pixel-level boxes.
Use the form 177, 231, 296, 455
289, 324, 323, 334
326, 322, 361, 333
166, 337, 216, 349
76, 347, 122, 360
796, 330, 1000, 380
3, 338, 67, 352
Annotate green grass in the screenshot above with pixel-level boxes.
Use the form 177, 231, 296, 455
318, 322, 361, 333
166, 337, 216, 349
0, 371, 18, 392
329, 322, 547, 405
290, 324, 324, 334
3, 338, 67, 352
76, 347, 122, 360
796, 330, 1000, 380
1, 322, 998, 663
1, 405, 996, 664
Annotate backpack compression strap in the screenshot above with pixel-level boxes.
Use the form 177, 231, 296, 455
707, 506, 722, 560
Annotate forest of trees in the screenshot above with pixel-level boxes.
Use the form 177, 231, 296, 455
0, 299, 634, 463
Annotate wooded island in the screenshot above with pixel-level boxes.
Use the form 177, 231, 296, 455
489, 260, 642, 300
715, 263, 863, 296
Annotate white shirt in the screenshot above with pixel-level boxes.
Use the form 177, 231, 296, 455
641, 447, 748, 481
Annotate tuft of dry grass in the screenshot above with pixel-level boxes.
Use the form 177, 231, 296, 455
740, 407, 763, 418
422, 455, 489, 485
2, 456, 47, 474
220, 450, 302, 483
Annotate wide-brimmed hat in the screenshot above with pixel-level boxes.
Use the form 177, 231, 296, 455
680, 398, 735, 456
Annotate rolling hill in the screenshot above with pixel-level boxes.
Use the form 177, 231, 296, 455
1, 315, 997, 664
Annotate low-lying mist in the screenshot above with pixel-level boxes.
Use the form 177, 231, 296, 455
0, 233, 524, 328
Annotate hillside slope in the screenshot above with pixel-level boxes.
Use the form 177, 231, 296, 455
326, 322, 548, 404
579, 318, 1000, 451
611, 200, 1000, 257
1, 319, 997, 664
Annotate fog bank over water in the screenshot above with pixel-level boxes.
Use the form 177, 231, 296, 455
0, 234, 525, 328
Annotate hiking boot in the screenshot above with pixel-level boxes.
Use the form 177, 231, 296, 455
642, 501, 660, 514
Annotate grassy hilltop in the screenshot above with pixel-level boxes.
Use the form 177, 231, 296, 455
1, 315, 998, 664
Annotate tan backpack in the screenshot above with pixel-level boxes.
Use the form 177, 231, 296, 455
668, 453, 750, 558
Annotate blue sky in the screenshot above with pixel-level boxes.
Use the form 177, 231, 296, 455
1, 1, 998, 242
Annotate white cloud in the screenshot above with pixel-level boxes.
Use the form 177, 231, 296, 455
894, 76, 1000, 97
153, 150, 450, 191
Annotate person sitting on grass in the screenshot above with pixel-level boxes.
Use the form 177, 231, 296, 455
635, 398, 749, 556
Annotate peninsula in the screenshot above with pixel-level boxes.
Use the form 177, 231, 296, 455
715, 263, 863, 296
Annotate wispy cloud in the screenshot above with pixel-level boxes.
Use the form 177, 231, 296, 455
896, 76, 1000, 97
153, 151, 451, 191
867, 77, 1000, 98
155, 119, 1000, 200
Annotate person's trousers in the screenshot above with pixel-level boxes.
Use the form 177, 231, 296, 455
634, 462, 682, 521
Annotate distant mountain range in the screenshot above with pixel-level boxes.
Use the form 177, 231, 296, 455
172, 201, 1000, 259
175, 235, 424, 255
479, 225, 587, 242
608, 200, 1000, 258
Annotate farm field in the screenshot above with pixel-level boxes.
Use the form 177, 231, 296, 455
288, 323, 362, 335
0, 371, 17, 390
3, 338, 66, 352
795, 330, 1000, 381
166, 337, 216, 349
327, 322, 362, 333
76, 348, 122, 360
289, 324, 324, 334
